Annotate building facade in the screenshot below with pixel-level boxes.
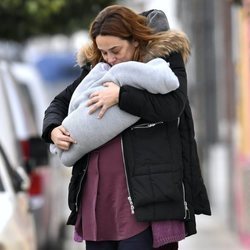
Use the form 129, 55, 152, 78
177, 0, 250, 248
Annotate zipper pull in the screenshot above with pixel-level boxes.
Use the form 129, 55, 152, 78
148, 124, 155, 128
184, 201, 190, 220
128, 196, 135, 214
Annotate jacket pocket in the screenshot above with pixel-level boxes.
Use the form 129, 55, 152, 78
131, 172, 183, 207
129, 122, 174, 176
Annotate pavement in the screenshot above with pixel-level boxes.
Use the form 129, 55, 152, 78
179, 215, 246, 250
63, 226, 85, 250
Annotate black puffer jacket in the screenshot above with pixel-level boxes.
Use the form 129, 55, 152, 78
42, 50, 211, 237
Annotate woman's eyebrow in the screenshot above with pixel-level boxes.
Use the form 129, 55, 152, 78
99, 45, 120, 52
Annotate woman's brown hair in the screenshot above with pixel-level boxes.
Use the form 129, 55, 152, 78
83, 5, 190, 66
85, 5, 158, 65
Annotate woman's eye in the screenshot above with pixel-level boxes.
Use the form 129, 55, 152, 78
112, 50, 119, 54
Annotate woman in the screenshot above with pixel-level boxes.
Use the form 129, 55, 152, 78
42, 5, 211, 250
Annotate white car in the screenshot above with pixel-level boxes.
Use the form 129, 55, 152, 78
0, 60, 37, 250
1, 60, 70, 249
0, 144, 37, 250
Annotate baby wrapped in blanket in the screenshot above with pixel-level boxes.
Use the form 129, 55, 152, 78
51, 58, 179, 166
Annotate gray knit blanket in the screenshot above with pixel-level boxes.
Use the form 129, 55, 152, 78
51, 58, 179, 166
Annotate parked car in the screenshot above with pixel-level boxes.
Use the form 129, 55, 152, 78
0, 145, 36, 250
0, 143, 37, 250
0, 60, 69, 249
0, 72, 37, 250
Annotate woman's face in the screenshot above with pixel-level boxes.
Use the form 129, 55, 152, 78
96, 35, 138, 66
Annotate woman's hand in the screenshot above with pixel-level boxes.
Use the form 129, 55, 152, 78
51, 125, 76, 150
86, 82, 120, 118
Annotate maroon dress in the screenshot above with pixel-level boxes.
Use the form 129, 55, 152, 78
74, 135, 149, 241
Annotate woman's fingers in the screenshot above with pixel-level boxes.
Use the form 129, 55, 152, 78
87, 97, 108, 118
58, 125, 70, 136
51, 125, 76, 150
98, 106, 108, 119
88, 103, 101, 115
86, 93, 103, 115
86, 96, 100, 107
57, 140, 73, 151
86, 82, 120, 118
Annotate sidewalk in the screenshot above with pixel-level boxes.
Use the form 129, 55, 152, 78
179, 215, 246, 250
63, 226, 85, 250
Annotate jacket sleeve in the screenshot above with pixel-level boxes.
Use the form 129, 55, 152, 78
118, 52, 187, 122
180, 101, 211, 216
42, 65, 90, 143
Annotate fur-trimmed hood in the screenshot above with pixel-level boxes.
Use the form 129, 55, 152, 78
76, 29, 190, 67
143, 29, 191, 63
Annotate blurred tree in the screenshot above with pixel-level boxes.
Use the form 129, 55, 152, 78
0, 0, 116, 41
231, 0, 242, 4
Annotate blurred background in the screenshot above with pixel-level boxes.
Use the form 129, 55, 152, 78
0, 0, 249, 249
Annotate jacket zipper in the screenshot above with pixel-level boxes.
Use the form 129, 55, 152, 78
131, 121, 164, 130
177, 117, 180, 127
121, 137, 135, 214
75, 157, 89, 212
182, 183, 190, 220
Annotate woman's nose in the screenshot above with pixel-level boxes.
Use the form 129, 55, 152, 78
107, 54, 116, 65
